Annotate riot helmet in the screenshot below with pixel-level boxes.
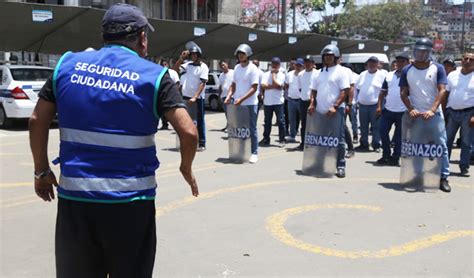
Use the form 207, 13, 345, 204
234, 44, 253, 58
320, 44, 340, 58
413, 38, 433, 62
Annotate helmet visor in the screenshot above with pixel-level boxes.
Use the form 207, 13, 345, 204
413, 49, 431, 62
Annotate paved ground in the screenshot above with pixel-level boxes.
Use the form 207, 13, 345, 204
0, 112, 473, 277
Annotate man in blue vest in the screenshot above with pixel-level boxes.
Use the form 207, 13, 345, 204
28, 3, 199, 277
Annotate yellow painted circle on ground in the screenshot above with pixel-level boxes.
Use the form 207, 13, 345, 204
265, 203, 474, 259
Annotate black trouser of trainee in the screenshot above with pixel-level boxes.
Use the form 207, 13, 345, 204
56, 198, 156, 278
299, 100, 310, 144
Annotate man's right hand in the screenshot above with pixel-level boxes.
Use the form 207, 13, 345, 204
409, 108, 420, 119
180, 50, 189, 60
308, 104, 315, 115
376, 105, 382, 117
180, 165, 199, 197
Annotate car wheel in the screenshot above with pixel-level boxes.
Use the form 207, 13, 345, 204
209, 96, 220, 111
0, 105, 12, 129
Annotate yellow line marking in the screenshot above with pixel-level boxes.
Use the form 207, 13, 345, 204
0, 195, 38, 207
265, 204, 474, 259
0, 194, 37, 204
0, 182, 32, 188
0, 150, 58, 156
157, 149, 288, 178
156, 179, 308, 218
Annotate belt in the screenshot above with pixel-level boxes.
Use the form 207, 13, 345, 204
288, 97, 300, 101
449, 107, 474, 112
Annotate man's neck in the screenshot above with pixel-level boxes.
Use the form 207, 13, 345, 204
461, 67, 473, 75
413, 61, 430, 69
240, 61, 249, 67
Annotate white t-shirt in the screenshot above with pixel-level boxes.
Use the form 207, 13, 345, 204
233, 63, 260, 106
351, 72, 360, 105
262, 70, 286, 105
180, 61, 209, 99
218, 69, 234, 99
399, 62, 447, 112
285, 70, 301, 99
382, 71, 406, 112
255, 68, 264, 95
311, 64, 350, 114
356, 69, 386, 105
446, 70, 474, 110
298, 69, 319, 101
168, 68, 180, 84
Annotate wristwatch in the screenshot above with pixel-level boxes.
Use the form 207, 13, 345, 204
34, 168, 51, 179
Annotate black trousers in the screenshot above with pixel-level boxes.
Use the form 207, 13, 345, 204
56, 198, 156, 278
299, 100, 310, 144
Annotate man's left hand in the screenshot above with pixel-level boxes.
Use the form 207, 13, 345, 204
326, 106, 337, 117
187, 97, 197, 105
422, 110, 435, 120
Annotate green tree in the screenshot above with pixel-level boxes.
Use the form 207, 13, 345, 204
337, 2, 432, 42
294, 0, 351, 36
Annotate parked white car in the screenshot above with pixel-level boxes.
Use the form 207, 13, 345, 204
0, 65, 53, 128
204, 71, 223, 111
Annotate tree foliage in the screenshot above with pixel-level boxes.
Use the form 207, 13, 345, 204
241, 0, 280, 28
293, 0, 351, 36
337, 2, 432, 42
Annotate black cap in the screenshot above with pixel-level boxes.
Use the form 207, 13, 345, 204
271, 57, 281, 64
102, 3, 154, 39
395, 52, 410, 61
303, 55, 314, 62
442, 59, 455, 67
367, 56, 379, 63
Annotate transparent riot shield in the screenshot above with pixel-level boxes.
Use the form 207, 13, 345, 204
400, 113, 444, 192
302, 111, 342, 177
227, 104, 251, 163
176, 101, 199, 149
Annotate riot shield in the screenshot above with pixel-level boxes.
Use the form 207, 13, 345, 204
400, 113, 444, 192
302, 111, 342, 177
176, 101, 199, 149
227, 104, 251, 163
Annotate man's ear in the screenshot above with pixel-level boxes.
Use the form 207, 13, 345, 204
139, 31, 147, 48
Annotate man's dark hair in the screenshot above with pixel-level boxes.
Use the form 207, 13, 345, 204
219, 60, 229, 66
103, 27, 148, 45
160, 59, 170, 67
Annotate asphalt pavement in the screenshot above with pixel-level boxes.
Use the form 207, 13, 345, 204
0, 112, 472, 277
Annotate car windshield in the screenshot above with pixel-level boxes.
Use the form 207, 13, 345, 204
10, 68, 53, 81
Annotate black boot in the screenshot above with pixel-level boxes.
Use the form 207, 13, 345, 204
439, 178, 451, 193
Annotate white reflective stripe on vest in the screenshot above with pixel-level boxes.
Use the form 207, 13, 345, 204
60, 128, 155, 149
59, 175, 156, 192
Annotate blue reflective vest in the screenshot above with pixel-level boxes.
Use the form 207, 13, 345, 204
52, 45, 167, 203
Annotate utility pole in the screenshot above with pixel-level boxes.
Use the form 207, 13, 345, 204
460, 0, 466, 53
277, 0, 281, 33
281, 0, 287, 33
292, 0, 296, 33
